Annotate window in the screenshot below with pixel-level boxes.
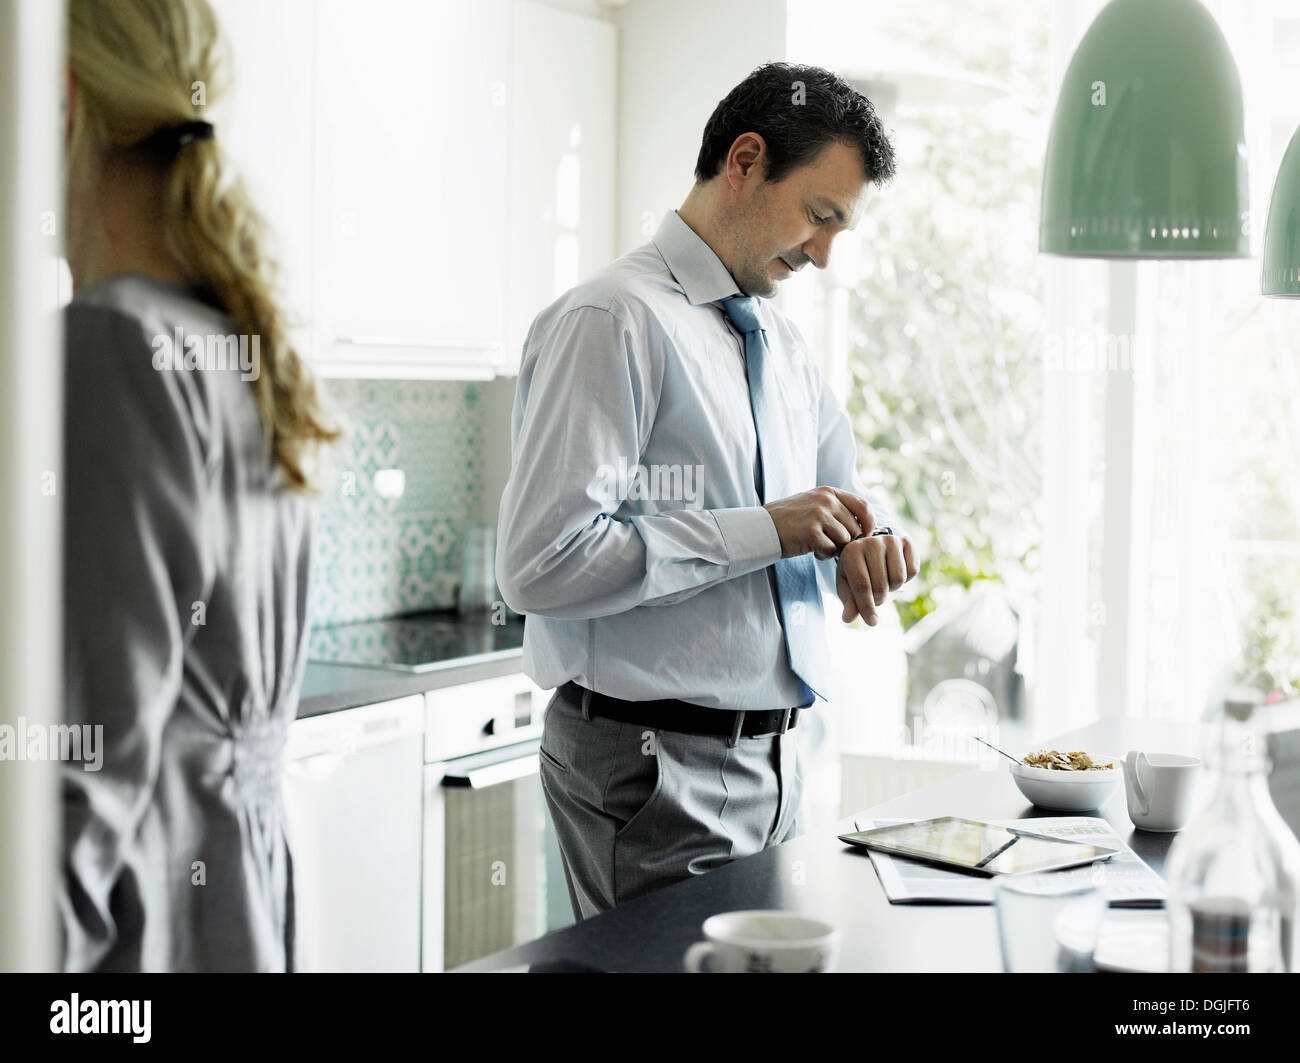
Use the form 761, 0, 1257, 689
784, 0, 1300, 822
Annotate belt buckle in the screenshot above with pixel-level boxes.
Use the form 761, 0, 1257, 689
777, 707, 793, 735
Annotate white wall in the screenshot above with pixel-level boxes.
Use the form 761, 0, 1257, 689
0, 0, 63, 972
611, 0, 789, 254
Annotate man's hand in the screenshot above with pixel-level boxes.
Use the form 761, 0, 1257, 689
763, 486, 875, 560
836, 533, 918, 626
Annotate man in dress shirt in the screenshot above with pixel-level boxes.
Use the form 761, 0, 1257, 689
496, 61, 918, 920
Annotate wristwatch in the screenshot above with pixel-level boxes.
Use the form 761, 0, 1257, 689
837, 526, 895, 558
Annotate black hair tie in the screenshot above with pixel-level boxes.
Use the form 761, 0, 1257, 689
132, 119, 215, 156
170, 120, 214, 147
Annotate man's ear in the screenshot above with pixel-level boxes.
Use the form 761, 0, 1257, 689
726, 132, 767, 190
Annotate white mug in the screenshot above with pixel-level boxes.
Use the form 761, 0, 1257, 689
683, 910, 840, 973
1123, 750, 1201, 832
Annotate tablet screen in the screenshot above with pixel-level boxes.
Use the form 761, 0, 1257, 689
840, 816, 1117, 875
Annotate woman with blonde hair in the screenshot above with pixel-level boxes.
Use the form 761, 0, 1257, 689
60, 0, 339, 971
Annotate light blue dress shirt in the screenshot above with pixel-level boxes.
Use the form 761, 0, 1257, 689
496, 209, 900, 711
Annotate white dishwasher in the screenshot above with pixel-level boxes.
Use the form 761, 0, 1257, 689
282, 695, 425, 972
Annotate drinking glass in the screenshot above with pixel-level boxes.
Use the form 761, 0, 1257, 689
995, 865, 1107, 972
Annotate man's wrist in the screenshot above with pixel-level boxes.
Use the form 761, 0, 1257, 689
837, 525, 897, 561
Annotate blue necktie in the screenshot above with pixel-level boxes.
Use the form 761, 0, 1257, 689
720, 294, 827, 707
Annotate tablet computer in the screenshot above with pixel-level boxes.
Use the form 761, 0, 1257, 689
838, 816, 1119, 876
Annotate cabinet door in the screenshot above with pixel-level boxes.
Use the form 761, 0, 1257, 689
208, 0, 316, 361
313, 0, 509, 376
505, 0, 617, 375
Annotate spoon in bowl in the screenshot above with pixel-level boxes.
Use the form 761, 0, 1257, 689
974, 736, 1022, 766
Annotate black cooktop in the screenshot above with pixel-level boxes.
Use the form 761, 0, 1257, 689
308, 612, 526, 672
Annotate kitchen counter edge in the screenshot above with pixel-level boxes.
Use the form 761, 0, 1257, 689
296, 651, 525, 718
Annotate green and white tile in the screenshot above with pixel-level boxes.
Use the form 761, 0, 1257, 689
309, 379, 484, 626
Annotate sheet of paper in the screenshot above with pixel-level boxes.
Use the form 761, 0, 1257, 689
850, 815, 1167, 907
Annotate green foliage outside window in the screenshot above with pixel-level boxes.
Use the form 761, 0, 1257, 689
842, 0, 1049, 632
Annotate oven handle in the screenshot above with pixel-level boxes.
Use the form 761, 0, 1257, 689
440, 740, 541, 789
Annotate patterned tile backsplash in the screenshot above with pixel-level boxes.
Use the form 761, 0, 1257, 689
308, 379, 484, 627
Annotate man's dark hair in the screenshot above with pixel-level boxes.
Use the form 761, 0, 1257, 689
694, 62, 896, 187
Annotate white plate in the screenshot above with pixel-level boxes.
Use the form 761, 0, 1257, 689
1093, 912, 1170, 973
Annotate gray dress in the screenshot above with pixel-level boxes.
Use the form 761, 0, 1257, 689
60, 273, 315, 972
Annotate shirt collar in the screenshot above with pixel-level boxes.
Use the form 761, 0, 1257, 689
652, 209, 743, 307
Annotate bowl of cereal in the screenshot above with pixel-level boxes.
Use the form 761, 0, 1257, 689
1011, 750, 1120, 812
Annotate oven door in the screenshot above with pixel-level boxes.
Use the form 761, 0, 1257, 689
422, 738, 572, 971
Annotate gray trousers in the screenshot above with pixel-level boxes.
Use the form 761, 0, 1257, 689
539, 683, 804, 921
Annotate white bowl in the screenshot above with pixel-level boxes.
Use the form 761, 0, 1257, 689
1010, 755, 1120, 812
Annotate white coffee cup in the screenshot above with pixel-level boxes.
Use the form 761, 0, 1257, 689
1123, 750, 1201, 832
683, 910, 840, 973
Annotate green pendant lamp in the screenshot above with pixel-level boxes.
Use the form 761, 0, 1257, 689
1040, 0, 1249, 259
1262, 125, 1300, 295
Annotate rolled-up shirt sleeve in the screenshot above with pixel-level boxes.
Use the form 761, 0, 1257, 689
60, 304, 215, 971
811, 364, 902, 599
497, 303, 781, 620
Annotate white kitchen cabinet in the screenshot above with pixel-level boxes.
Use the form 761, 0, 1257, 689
505, 0, 617, 374
209, 0, 615, 380
312, 0, 511, 378
208, 0, 317, 362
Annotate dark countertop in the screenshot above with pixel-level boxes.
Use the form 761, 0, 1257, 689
454, 718, 1199, 972
296, 615, 526, 718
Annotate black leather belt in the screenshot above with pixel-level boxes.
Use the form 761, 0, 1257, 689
560, 681, 800, 739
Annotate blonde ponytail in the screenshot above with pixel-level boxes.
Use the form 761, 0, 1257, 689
67, 0, 341, 493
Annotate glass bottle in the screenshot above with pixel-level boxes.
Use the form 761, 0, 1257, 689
1165, 687, 1300, 972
